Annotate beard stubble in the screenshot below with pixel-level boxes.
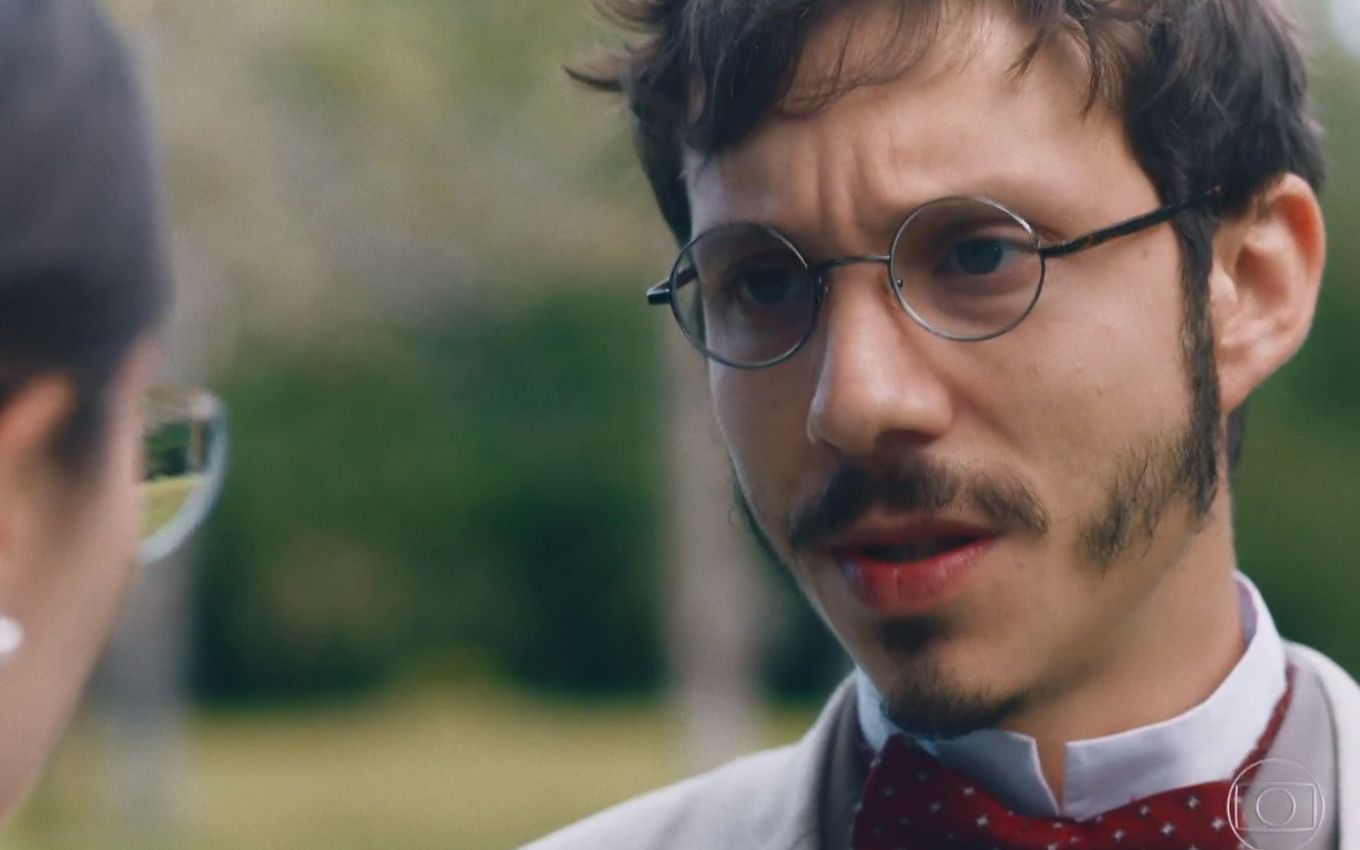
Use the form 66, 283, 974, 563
734, 291, 1222, 739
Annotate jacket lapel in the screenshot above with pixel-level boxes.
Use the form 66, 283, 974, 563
739, 677, 859, 850
1286, 642, 1360, 850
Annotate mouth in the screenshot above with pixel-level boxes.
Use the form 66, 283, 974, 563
853, 532, 985, 564
826, 521, 996, 615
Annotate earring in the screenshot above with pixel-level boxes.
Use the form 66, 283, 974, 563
0, 616, 24, 663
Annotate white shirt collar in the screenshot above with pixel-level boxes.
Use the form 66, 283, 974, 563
855, 571, 1287, 821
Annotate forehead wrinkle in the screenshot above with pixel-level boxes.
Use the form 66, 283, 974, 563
686, 105, 931, 256
684, 124, 832, 243
806, 124, 878, 255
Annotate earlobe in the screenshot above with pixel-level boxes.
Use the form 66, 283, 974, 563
1211, 174, 1326, 412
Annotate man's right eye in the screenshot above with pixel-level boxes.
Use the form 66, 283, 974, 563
730, 265, 802, 308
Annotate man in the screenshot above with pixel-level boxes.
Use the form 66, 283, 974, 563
529, 0, 1359, 848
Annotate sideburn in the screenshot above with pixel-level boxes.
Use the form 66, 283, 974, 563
1176, 217, 1224, 517
1078, 217, 1223, 567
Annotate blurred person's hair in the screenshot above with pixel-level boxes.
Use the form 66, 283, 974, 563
0, 0, 167, 471
572, 0, 1327, 473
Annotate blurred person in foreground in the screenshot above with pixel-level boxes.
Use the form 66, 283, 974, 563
529, 0, 1360, 848
0, 0, 190, 818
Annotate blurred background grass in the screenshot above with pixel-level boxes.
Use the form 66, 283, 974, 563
13, 689, 818, 850
6, 0, 1360, 847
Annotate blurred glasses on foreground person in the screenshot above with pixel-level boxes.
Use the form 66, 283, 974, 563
140, 387, 227, 564
0, 0, 225, 816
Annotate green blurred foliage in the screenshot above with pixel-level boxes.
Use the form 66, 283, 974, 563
195, 288, 664, 699
144, 422, 192, 478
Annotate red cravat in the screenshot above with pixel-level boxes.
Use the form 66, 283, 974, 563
852, 665, 1295, 850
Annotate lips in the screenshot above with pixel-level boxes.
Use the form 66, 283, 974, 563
826, 520, 996, 615
856, 532, 983, 563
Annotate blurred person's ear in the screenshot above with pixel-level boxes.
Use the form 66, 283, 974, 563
0, 376, 77, 532
1210, 173, 1326, 415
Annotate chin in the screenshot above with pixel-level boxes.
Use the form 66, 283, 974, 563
862, 618, 1025, 739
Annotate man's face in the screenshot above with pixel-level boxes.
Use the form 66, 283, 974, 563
686, 7, 1222, 737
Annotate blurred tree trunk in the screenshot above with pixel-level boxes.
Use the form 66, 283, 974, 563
95, 9, 201, 844
95, 546, 191, 846
664, 329, 766, 773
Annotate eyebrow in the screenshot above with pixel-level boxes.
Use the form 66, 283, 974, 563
691, 186, 1054, 249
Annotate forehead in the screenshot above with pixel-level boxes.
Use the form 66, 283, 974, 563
683, 2, 1139, 245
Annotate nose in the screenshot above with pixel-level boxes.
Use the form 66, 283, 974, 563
805, 266, 954, 457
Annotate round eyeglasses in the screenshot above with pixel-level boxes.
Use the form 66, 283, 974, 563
646, 191, 1218, 368
140, 387, 227, 563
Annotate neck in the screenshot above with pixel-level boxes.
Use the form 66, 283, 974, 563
1001, 492, 1247, 801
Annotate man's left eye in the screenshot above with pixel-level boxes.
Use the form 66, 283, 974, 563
945, 237, 1013, 275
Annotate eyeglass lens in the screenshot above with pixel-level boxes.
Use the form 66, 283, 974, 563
672, 223, 819, 368
890, 198, 1044, 341
670, 197, 1045, 366
141, 387, 228, 563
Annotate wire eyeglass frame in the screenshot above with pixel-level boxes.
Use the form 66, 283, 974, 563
646, 188, 1220, 369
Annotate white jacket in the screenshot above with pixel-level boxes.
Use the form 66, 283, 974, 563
524, 641, 1360, 850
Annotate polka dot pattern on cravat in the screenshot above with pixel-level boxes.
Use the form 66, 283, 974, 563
851, 666, 1295, 850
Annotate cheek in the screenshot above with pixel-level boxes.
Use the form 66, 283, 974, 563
1027, 253, 1187, 433
93, 393, 148, 564
117, 464, 141, 553
710, 365, 815, 519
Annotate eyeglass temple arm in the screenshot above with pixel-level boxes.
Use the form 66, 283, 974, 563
647, 268, 697, 305
1039, 188, 1221, 259
646, 280, 672, 305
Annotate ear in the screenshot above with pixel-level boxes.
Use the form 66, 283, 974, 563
0, 376, 77, 548
1210, 174, 1326, 412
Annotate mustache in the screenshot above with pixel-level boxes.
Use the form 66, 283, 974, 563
787, 448, 1051, 552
